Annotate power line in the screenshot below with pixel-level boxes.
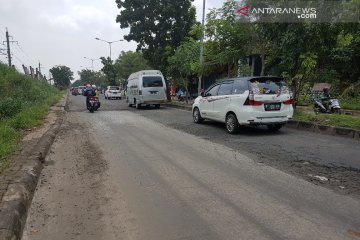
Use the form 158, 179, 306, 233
15, 43, 37, 66
12, 44, 34, 66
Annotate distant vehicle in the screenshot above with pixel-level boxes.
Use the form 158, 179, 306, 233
192, 76, 294, 134
126, 70, 167, 109
71, 87, 79, 96
78, 86, 86, 95
105, 86, 122, 100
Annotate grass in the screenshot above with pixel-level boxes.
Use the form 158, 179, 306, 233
339, 97, 360, 110
0, 64, 62, 173
293, 110, 360, 130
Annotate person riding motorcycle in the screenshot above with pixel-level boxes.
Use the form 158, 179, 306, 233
321, 88, 331, 110
83, 83, 96, 107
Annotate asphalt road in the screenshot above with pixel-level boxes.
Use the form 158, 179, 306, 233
22, 95, 360, 240
72, 95, 360, 195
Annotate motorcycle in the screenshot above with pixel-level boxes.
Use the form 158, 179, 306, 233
313, 97, 341, 114
87, 96, 100, 113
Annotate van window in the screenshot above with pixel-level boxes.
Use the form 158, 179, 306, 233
143, 76, 163, 88
232, 80, 248, 94
218, 82, 233, 95
250, 78, 289, 95
206, 84, 220, 96
109, 86, 120, 90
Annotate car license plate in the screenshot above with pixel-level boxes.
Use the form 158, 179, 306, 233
264, 103, 281, 111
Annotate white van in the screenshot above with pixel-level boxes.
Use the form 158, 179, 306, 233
126, 70, 167, 109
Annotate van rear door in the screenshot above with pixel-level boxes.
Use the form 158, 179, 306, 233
142, 76, 166, 100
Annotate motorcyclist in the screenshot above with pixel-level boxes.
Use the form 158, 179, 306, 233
321, 88, 331, 110
83, 83, 96, 107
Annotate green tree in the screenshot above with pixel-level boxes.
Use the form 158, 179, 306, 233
115, 51, 151, 80
50, 65, 73, 89
73, 69, 108, 88
115, 0, 196, 71
204, 3, 253, 78
167, 39, 200, 103
100, 57, 117, 86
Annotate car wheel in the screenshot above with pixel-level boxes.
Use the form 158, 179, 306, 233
193, 107, 204, 123
225, 113, 239, 134
155, 104, 160, 109
267, 124, 283, 131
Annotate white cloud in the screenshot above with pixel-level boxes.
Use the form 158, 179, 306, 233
41, 14, 80, 31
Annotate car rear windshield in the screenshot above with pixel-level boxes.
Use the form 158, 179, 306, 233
250, 78, 289, 95
109, 87, 120, 90
143, 76, 163, 88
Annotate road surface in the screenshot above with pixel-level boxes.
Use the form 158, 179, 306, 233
22, 95, 360, 240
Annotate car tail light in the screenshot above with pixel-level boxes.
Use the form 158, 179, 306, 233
244, 92, 263, 106
283, 99, 294, 105
139, 90, 142, 95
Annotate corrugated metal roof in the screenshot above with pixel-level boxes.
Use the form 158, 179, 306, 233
312, 83, 331, 91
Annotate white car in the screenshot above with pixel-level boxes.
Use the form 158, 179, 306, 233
105, 86, 122, 100
192, 76, 294, 134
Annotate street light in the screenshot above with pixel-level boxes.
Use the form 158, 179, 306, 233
95, 37, 124, 60
83, 57, 100, 71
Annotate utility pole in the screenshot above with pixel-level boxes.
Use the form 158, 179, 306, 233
198, 0, 206, 95
3, 28, 18, 67
6, 28, 11, 67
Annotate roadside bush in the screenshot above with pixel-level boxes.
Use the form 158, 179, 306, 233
0, 64, 62, 168
0, 98, 23, 120
339, 97, 360, 110
0, 123, 21, 170
294, 110, 360, 130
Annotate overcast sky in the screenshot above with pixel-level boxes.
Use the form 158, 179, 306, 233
0, 0, 224, 80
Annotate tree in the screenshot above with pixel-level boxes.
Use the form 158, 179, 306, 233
50, 65, 73, 88
204, 3, 254, 78
73, 69, 108, 88
167, 38, 200, 103
100, 57, 117, 86
115, 0, 196, 71
115, 51, 150, 80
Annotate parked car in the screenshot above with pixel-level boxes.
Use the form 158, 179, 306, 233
126, 70, 167, 109
105, 86, 122, 100
192, 76, 294, 134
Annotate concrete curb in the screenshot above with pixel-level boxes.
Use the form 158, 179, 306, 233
286, 120, 359, 140
0, 93, 68, 240
164, 103, 359, 140
163, 103, 192, 112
